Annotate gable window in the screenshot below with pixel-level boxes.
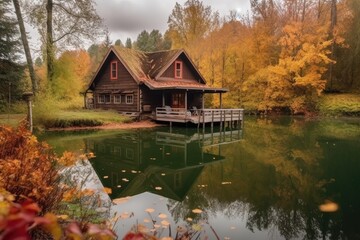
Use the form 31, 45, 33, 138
98, 94, 111, 104
114, 94, 121, 104
125, 94, 133, 104
110, 61, 118, 80
175, 61, 183, 79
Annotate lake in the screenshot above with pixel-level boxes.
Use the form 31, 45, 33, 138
38, 116, 360, 240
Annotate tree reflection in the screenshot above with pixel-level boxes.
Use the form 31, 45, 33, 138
165, 117, 360, 240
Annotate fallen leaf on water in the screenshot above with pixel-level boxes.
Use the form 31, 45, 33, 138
131, 170, 137, 173
161, 173, 166, 176
122, 178, 129, 182
103, 187, 112, 194
192, 224, 202, 231
154, 224, 161, 228
119, 212, 133, 219
103, 176, 109, 179
144, 218, 151, 223
192, 208, 202, 214
121, 170, 126, 172
221, 182, 232, 185
186, 218, 193, 222
158, 213, 167, 219
161, 220, 170, 226
319, 200, 339, 212
155, 186, 162, 190
145, 208, 155, 213
117, 185, 121, 188
113, 197, 131, 204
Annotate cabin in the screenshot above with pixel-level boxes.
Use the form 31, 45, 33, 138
85, 46, 243, 125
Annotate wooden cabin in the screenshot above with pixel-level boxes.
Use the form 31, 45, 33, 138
85, 46, 243, 125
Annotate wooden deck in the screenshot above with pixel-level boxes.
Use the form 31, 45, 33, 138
154, 107, 244, 126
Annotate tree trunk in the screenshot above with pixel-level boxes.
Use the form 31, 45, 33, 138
12, 0, 38, 94
46, 0, 54, 82
328, 0, 337, 90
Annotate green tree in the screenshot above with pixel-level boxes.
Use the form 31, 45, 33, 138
125, 37, 132, 49
115, 39, 124, 47
25, 0, 104, 84
134, 30, 170, 52
0, 0, 24, 111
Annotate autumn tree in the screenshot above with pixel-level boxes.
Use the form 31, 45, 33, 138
25, 0, 104, 84
53, 50, 91, 102
167, 0, 220, 49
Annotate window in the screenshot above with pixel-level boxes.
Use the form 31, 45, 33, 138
175, 61, 183, 79
171, 92, 185, 108
125, 94, 133, 104
110, 61, 118, 80
98, 94, 111, 104
114, 94, 121, 104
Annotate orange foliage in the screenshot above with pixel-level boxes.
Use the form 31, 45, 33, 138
0, 123, 71, 213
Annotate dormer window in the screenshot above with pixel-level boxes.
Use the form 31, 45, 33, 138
110, 61, 118, 80
175, 61, 183, 79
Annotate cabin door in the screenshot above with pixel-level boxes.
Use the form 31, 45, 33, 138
171, 92, 185, 108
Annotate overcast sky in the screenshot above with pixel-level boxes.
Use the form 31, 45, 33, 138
95, 0, 251, 43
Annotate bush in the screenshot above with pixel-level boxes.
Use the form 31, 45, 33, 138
0, 123, 64, 213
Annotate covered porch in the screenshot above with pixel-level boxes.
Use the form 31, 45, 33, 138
150, 87, 244, 127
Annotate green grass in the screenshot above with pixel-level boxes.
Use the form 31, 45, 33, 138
0, 114, 26, 127
1, 110, 132, 129
35, 109, 133, 129
318, 93, 360, 117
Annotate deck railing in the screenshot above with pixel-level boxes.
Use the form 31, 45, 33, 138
155, 107, 244, 125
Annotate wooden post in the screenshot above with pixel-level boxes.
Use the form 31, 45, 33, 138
211, 110, 214, 133
185, 91, 188, 110
230, 110, 233, 129
220, 92, 223, 109
202, 110, 205, 134
201, 92, 205, 109
162, 91, 165, 107
219, 109, 223, 132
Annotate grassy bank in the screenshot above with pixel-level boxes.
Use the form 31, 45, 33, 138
0, 114, 26, 127
318, 93, 360, 117
0, 109, 132, 129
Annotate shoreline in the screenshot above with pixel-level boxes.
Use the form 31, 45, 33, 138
47, 120, 164, 131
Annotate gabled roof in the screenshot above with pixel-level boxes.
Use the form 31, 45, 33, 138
87, 46, 228, 93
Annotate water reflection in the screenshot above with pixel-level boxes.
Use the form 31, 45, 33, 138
38, 117, 360, 239
86, 128, 242, 201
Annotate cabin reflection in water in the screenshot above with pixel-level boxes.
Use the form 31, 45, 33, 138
87, 128, 242, 201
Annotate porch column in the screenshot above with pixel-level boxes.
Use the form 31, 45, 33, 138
201, 92, 205, 109
162, 91, 165, 107
220, 92, 223, 109
185, 90, 188, 110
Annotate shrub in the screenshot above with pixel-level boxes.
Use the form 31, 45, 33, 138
0, 122, 65, 213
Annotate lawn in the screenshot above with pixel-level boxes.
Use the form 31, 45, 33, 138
0, 109, 132, 129
0, 114, 26, 127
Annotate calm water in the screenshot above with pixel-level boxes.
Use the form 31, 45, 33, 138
39, 116, 360, 240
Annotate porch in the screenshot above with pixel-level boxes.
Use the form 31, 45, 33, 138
154, 107, 244, 126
